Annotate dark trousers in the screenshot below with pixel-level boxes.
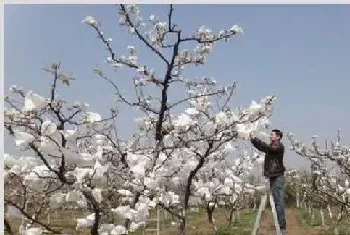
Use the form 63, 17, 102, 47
270, 175, 286, 230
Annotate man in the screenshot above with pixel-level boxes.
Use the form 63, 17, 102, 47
250, 129, 286, 235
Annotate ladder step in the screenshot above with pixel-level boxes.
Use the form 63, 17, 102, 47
145, 229, 158, 231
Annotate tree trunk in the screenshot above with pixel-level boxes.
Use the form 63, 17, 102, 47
206, 203, 217, 232
327, 204, 333, 219
82, 190, 101, 235
178, 219, 186, 235
334, 227, 339, 235
311, 212, 315, 225
229, 207, 236, 225
180, 156, 206, 235
47, 210, 51, 225
237, 210, 241, 219
320, 209, 325, 227
296, 191, 300, 208
4, 219, 14, 235
124, 192, 141, 229
308, 203, 312, 216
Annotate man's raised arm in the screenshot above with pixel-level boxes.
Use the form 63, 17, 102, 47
250, 136, 284, 154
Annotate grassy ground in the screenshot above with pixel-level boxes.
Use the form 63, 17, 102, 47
131, 207, 256, 235
6, 207, 256, 235
297, 208, 323, 227
6, 209, 90, 235
6, 207, 349, 235
296, 208, 350, 235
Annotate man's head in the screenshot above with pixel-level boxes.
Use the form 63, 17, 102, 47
271, 129, 283, 143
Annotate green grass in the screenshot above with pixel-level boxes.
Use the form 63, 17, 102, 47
216, 210, 257, 235
295, 208, 350, 235
130, 207, 257, 235
296, 208, 323, 227
6, 206, 258, 235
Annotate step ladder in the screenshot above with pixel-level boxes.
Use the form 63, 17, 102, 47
143, 206, 160, 235
251, 182, 282, 235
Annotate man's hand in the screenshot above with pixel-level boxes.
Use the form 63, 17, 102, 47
249, 131, 256, 140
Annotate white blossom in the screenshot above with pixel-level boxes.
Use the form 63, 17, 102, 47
230, 24, 244, 34
83, 112, 101, 123
149, 14, 155, 22
13, 130, 35, 147
23, 90, 47, 112
82, 16, 99, 27
76, 213, 95, 230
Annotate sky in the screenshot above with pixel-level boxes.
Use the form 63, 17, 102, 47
4, 4, 350, 170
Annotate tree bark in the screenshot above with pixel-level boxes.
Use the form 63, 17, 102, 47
206, 203, 217, 232
178, 218, 186, 235
4, 219, 14, 235
124, 192, 141, 229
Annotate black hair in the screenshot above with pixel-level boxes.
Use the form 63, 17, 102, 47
272, 129, 283, 139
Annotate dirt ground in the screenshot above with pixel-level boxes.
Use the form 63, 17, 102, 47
258, 209, 326, 235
